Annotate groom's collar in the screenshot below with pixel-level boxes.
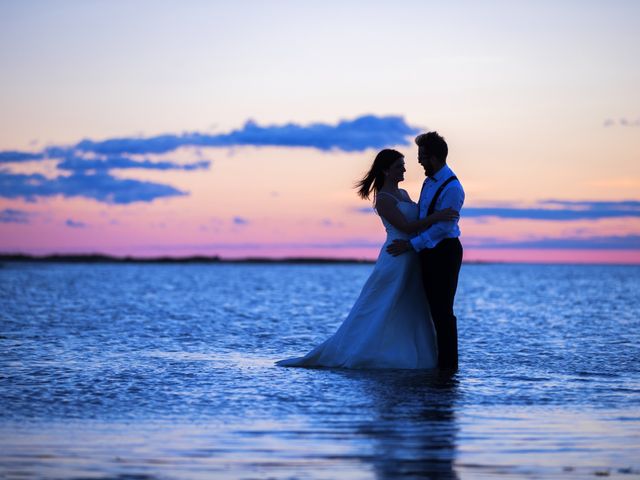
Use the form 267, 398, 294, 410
428, 164, 452, 182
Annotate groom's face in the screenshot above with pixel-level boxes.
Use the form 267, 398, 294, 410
418, 147, 435, 176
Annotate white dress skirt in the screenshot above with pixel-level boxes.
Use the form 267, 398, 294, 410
277, 201, 438, 369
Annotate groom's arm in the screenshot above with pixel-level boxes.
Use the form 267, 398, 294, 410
410, 184, 465, 251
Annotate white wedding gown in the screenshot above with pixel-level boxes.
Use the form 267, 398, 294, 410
277, 200, 438, 369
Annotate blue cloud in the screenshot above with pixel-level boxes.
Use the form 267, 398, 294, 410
233, 216, 249, 225
140, 234, 640, 252
0, 151, 44, 163
355, 199, 640, 222
540, 200, 640, 210
463, 200, 640, 220
0, 208, 31, 223
0, 171, 186, 204
0, 115, 418, 205
73, 115, 419, 155
0, 149, 205, 204
470, 235, 640, 250
144, 239, 382, 251
56, 154, 210, 172
65, 219, 87, 228
462, 208, 640, 221
604, 117, 640, 127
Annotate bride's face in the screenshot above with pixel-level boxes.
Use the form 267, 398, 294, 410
386, 157, 406, 183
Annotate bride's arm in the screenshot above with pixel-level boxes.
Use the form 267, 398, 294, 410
375, 196, 458, 234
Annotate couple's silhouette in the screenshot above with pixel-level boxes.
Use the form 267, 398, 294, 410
278, 131, 464, 371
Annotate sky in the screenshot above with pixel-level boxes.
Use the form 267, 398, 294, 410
1, 0, 639, 263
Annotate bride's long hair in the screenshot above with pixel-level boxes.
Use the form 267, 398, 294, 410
355, 149, 404, 200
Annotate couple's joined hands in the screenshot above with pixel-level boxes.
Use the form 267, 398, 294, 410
386, 208, 459, 257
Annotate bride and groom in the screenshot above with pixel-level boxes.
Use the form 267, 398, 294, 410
277, 131, 464, 371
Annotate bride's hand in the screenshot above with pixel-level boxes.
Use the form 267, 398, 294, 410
432, 208, 459, 222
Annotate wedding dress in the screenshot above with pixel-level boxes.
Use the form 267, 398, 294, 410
277, 198, 437, 369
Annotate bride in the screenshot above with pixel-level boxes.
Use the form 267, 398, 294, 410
277, 149, 459, 369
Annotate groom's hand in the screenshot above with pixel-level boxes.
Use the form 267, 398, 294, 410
386, 239, 411, 256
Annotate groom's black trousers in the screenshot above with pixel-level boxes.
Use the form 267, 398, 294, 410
419, 237, 463, 370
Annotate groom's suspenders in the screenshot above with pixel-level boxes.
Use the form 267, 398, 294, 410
427, 176, 458, 216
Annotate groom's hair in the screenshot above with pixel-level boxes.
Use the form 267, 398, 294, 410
415, 131, 448, 163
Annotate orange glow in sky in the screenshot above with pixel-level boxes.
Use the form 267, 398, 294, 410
1, 2, 639, 263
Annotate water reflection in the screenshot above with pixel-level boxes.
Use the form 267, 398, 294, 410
3, 264, 639, 478
329, 369, 460, 479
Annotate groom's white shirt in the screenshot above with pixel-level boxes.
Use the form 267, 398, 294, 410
410, 164, 465, 252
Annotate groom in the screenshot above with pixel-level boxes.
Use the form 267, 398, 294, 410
387, 131, 465, 370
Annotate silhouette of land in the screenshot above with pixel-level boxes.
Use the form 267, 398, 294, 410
0, 253, 376, 264
0, 253, 496, 266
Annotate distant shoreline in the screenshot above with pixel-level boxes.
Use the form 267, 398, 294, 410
0, 253, 376, 264
0, 253, 499, 265
1, 253, 637, 266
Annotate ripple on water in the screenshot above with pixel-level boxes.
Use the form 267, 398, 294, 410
1, 263, 639, 479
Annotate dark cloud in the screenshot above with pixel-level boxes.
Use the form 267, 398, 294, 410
463, 200, 640, 220
320, 218, 343, 228
0, 171, 186, 204
354, 206, 377, 215
0, 150, 204, 204
0, 151, 44, 163
73, 115, 419, 155
354, 200, 640, 220
0, 208, 31, 223
233, 216, 249, 225
462, 207, 638, 220
469, 235, 640, 250
541, 200, 640, 210
141, 234, 640, 252
0, 115, 418, 204
149, 239, 382, 250
604, 117, 640, 127
65, 219, 87, 228
355, 199, 640, 222
2, 115, 416, 159
56, 155, 210, 172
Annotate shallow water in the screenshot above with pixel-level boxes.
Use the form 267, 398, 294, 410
1, 263, 639, 479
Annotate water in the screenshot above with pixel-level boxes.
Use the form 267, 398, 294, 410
1, 262, 639, 479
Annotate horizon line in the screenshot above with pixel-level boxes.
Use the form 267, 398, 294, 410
1, 252, 639, 267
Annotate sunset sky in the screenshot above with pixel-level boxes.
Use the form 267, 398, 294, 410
1, 1, 639, 263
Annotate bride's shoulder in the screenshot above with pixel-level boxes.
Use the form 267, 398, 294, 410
399, 189, 413, 202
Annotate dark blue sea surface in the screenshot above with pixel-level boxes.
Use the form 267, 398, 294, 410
1, 262, 639, 479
